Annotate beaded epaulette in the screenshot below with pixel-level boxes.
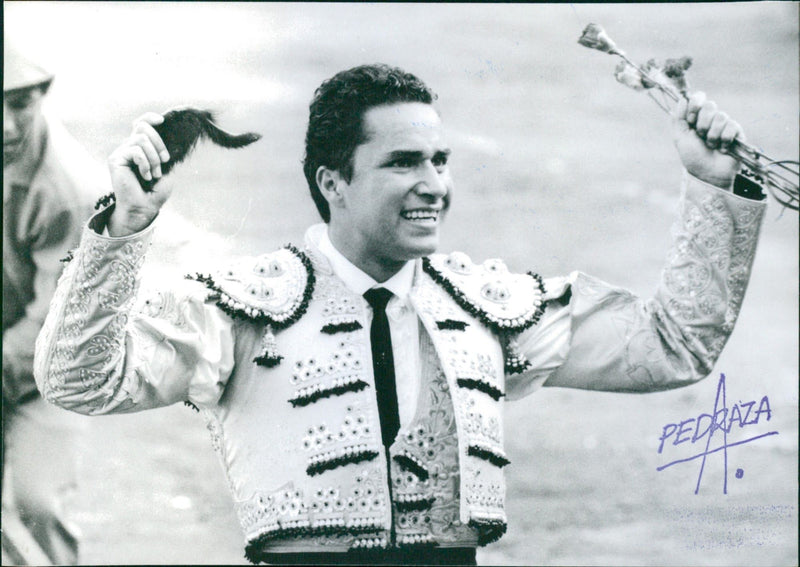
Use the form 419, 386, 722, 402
423, 252, 546, 374
188, 245, 315, 367
423, 253, 545, 334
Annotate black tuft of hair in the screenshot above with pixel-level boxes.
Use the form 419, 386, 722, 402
134, 107, 261, 191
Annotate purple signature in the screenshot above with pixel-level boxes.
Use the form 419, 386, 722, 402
656, 373, 779, 494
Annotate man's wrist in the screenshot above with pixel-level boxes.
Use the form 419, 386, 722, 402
685, 168, 767, 202
691, 170, 736, 190
108, 206, 158, 237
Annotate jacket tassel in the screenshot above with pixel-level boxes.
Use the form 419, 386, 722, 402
502, 333, 532, 375
254, 326, 283, 367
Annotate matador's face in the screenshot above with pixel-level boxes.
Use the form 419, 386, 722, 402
327, 102, 454, 278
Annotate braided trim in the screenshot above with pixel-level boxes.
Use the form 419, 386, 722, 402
393, 452, 430, 481
306, 448, 379, 477
288, 378, 369, 408
244, 521, 384, 563
469, 518, 508, 546
456, 378, 504, 401
467, 444, 510, 468
395, 495, 436, 513
435, 319, 469, 331
253, 352, 283, 368
320, 320, 363, 334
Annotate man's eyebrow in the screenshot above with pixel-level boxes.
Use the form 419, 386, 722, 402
383, 150, 425, 162
382, 148, 452, 162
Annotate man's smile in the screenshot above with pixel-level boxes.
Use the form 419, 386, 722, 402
400, 208, 441, 224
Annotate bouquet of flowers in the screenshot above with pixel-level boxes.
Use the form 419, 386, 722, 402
578, 23, 798, 211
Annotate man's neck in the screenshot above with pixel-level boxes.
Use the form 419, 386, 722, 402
327, 227, 408, 284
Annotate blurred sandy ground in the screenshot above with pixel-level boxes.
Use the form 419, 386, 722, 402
3, 2, 798, 565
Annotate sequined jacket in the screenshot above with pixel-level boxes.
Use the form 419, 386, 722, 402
34, 173, 765, 560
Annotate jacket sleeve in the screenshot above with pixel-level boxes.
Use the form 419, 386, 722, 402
33, 207, 237, 415
505, 172, 766, 400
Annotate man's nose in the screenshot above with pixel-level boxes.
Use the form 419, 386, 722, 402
414, 161, 448, 198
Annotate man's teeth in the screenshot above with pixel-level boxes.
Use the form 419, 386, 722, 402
402, 210, 439, 221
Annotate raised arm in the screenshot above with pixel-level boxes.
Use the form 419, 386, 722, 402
33, 114, 236, 415
506, 95, 767, 399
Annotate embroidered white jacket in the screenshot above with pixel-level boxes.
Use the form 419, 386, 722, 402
33, 173, 765, 559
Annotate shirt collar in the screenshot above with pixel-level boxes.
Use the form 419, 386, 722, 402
310, 223, 416, 301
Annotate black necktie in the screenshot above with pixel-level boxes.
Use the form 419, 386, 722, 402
364, 287, 400, 449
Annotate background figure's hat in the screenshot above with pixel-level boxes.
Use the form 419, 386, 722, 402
4, 44, 54, 92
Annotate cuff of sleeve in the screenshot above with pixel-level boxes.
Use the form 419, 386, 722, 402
733, 171, 768, 201
81, 205, 156, 268
87, 204, 158, 241
683, 170, 768, 207
88, 204, 115, 235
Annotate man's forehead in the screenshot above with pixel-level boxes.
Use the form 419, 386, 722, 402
361, 102, 445, 146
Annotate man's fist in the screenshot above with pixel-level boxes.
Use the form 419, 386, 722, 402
107, 112, 171, 237
673, 92, 744, 189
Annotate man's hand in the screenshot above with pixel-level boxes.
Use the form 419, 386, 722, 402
107, 113, 171, 236
673, 92, 743, 189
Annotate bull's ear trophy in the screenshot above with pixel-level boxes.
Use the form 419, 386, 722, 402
96, 108, 262, 211
134, 107, 262, 192
579, 23, 799, 212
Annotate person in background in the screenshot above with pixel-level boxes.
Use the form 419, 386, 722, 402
3, 44, 106, 565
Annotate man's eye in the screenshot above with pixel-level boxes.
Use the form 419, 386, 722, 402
390, 158, 415, 168
432, 155, 449, 167
8, 98, 33, 111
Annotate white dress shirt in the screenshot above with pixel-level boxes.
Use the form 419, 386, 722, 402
312, 224, 421, 427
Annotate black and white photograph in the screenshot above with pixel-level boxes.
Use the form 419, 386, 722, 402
3, 2, 798, 565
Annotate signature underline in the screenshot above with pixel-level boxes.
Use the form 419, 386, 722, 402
656, 430, 780, 471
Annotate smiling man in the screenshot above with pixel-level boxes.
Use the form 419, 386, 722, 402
34, 64, 767, 565
317, 102, 451, 282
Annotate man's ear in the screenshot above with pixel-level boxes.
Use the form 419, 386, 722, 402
316, 166, 345, 206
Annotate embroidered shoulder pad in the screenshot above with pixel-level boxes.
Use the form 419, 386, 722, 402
422, 252, 545, 333
189, 245, 316, 330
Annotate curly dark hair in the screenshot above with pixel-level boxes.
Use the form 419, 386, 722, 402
303, 64, 438, 222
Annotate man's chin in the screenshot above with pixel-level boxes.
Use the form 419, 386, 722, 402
400, 235, 440, 260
